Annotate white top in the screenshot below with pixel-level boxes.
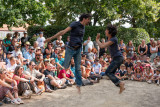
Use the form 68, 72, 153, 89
52, 40, 64, 47
6, 63, 17, 72
12, 50, 22, 57
37, 37, 46, 47
24, 68, 41, 78
151, 46, 157, 51
84, 40, 94, 52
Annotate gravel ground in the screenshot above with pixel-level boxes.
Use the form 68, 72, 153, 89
3, 79, 160, 107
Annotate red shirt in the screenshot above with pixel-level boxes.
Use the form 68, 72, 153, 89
58, 69, 71, 79
13, 74, 25, 85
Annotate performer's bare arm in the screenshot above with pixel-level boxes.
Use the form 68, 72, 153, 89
96, 33, 113, 48
44, 27, 72, 43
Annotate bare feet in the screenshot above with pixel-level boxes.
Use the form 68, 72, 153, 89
76, 86, 81, 94
119, 82, 125, 94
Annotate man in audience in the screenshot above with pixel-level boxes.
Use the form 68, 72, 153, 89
83, 36, 94, 54
24, 46, 35, 62
44, 63, 67, 89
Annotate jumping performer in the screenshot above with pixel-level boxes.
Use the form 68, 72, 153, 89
46, 13, 92, 93
96, 24, 125, 94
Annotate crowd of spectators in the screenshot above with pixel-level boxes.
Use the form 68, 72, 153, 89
0, 31, 160, 105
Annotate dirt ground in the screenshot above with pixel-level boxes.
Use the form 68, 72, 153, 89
3, 79, 160, 107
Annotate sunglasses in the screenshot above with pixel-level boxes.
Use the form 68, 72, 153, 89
32, 65, 36, 67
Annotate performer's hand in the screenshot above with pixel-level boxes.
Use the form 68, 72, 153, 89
96, 33, 100, 41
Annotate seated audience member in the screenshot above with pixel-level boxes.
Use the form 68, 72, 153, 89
92, 48, 98, 59
0, 69, 24, 104
151, 68, 160, 85
24, 61, 45, 92
99, 56, 106, 68
12, 44, 22, 58
22, 42, 31, 54
134, 60, 143, 72
132, 67, 143, 81
43, 42, 53, 58
33, 41, 39, 50
151, 58, 160, 73
144, 65, 153, 84
116, 64, 127, 80
126, 67, 134, 80
32, 52, 45, 72
8, 38, 17, 52
44, 63, 66, 89
70, 58, 75, 76
23, 46, 35, 62
156, 56, 160, 63
86, 48, 95, 64
6, 57, 17, 73
125, 57, 133, 70
85, 61, 92, 78
81, 60, 86, 78
58, 68, 75, 85
22, 59, 28, 71
44, 59, 50, 70
101, 62, 109, 74
92, 59, 102, 75
25, 61, 45, 83
5, 51, 12, 65
55, 53, 64, 73
13, 66, 42, 96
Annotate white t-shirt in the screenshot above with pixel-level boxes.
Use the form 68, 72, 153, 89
37, 37, 46, 47
12, 50, 22, 58
6, 63, 17, 72
24, 68, 41, 78
52, 40, 64, 47
84, 40, 94, 52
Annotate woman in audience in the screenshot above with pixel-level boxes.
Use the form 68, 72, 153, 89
13, 65, 42, 96
150, 41, 158, 62
0, 69, 24, 104
126, 40, 135, 58
138, 40, 148, 62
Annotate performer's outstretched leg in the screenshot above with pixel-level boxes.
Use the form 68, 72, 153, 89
105, 56, 125, 94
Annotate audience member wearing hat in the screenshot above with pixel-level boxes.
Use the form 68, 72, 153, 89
22, 41, 31, 54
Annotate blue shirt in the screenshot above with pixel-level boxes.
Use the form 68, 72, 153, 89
55, 58, 64, 66
108, 36, 123, 58
24, 52, 35, 61
69, 21, 85, 47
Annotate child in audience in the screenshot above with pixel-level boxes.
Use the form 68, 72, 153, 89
151, 69, 160, 85
126, 67, 134, 80
132, 67, 143, 81
116, 64, 127, 80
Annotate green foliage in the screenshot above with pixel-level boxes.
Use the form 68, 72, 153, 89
28, 25, 150, 47
0, 0, 51, 28
117, 27, 150, 48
